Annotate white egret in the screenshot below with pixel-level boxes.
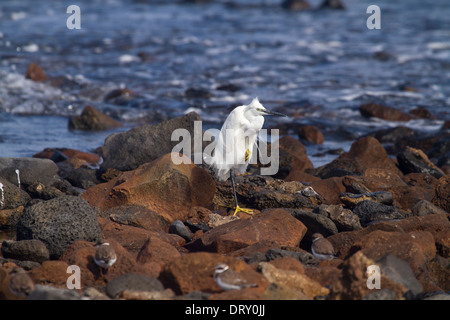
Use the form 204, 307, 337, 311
211, 97, 286, 216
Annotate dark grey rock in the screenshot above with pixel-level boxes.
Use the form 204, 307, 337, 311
365, 126, 417, 154
265, 248, 318, 267
397, 148, 445, 179
0, 257, 40, 270
284, 208, 338, 249
319, 0, 345, 10
0, 177, 31, 210
16, 196, 102, 259
50, 150, 69, 162
185, 88, 213, 99
281, 0, 312, 11
51, 179, 83, 197
316, 204, 362, 232
101, 112, 204, 171
216, 176, 316, 211
411, 199, 448, 216
436, 152, 450, 169
339, 191, 394, 208
427, 137, 450, 159
27, 182, 64, 200
105, 273, 164, 298
169, 220, 192, 242
243, 251, 268, 265
0, 157, 61, 188
185, 220, 210, 233
64, 166, 100, 190
1, 239, 50, 263
353, 200, 405, 227
377, 254, 423, 299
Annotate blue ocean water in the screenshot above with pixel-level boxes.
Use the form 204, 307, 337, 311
0, 0, 449, 167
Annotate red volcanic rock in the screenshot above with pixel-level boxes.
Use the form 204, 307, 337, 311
184, 209, 307, 254
344, 137, 402, 175
433, 175, 450, 213
97, 217, 184, 257
29, 261, 70, 289
272, 136, 316, 181
136, 236, 181, 267
59, 240, 139, 287
82, 153, 216, 223
310, 177, 346, 205
68, 105, 123, 131
359, 103, 413, 122
159, 252, 268, 295
25, 62, 46, 82
33, 148, 101, 167
297, 125, 324, 145
315, 137, 403, 178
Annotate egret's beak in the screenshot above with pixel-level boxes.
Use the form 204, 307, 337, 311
263, 109, 287, 117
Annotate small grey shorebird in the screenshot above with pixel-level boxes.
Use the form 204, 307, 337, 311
9, 267, 35, 298
94, 239, 117, 276
311, 233, 336, 260
213, 263, 258, 291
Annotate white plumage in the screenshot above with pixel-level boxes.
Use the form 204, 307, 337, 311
212, 98, 265, 181
211, 98, 286, 215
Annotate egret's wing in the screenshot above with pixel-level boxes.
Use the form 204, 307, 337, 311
217, 108, 241, 156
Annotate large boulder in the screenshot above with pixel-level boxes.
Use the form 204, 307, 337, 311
82, 153, 216, 224
16, 196, 102, 259
397, 146, 445, 179
101, 112, 205, 171
0, 157, 61, 188
314, 137, 402, 178
68, 105, 123, 131
60, 240, 146, 287
0, 177, 31, 210
185, 209, 307, 253
359, 103, 413, 122
1, 239, 50, 263
159, 252, 268, 295
274, 136, 316, 181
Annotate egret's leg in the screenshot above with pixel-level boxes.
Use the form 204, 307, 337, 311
230, 169, 253, 216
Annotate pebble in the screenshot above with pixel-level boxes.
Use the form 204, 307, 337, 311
168, 220, 192, 242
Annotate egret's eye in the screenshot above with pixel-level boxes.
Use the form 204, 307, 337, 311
257, 108, 263, 112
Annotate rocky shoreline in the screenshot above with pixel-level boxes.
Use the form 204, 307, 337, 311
0, 106, 449, 300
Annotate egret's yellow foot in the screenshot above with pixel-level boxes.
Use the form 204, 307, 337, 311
233, 206, 254, 216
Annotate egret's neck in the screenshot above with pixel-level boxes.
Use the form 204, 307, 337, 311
243, 108, 264, 131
